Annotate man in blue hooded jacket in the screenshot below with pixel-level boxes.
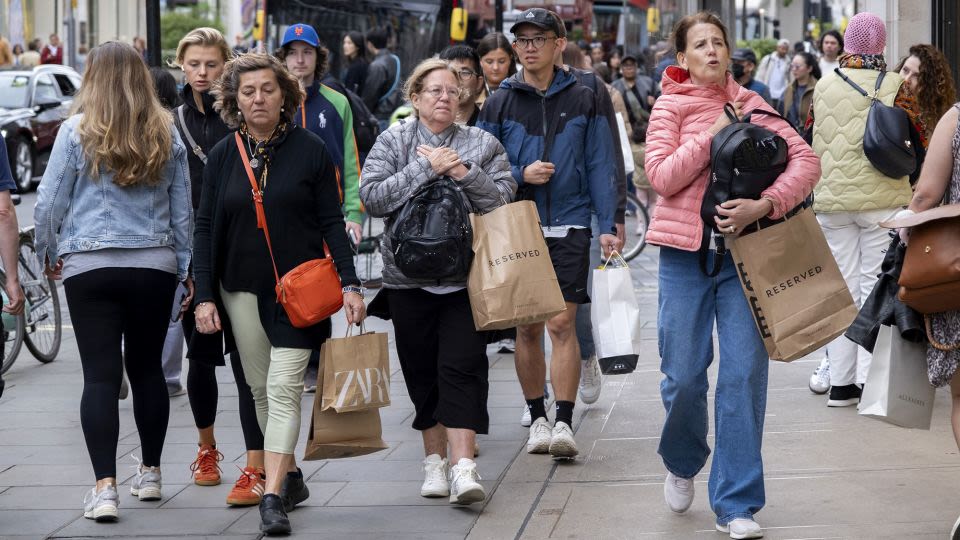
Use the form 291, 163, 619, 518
477, 7, 621, 460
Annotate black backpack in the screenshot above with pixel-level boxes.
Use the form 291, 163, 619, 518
699, 105, 789, 276
389, 177, 474, 280
343, 87, 380, 156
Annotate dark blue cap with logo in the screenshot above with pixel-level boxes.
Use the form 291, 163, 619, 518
281, 23, 319, 47
510, 8, 563, 36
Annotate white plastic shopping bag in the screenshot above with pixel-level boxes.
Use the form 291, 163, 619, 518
858, 325, 935, 430
590, 252, 641, 374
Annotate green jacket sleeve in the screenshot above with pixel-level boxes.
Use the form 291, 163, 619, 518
338, 95, 363, 225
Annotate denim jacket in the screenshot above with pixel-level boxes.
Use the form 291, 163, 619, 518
34, 115, 193, 280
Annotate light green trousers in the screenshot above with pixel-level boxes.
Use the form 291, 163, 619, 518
220, 287, 312, 454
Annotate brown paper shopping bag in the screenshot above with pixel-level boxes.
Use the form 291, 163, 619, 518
303, 350, 388, 461
727, 208, 857, 362
321, 324, 390, 413
467, 201, 567, 330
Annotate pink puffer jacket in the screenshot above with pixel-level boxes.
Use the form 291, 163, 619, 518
644, 66, 821, 251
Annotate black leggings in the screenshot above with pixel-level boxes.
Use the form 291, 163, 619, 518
65, 268, 177, 480
181, 310, 263, 451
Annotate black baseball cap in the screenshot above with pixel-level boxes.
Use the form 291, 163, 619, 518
510, 8, 563, 36
731, 48, 757, 64
621, 54, 638, 64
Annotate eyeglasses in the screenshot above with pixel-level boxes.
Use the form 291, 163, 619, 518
513, 36, 555, 50
421, 86, 462, 100
789, 64, 807, 70
456, 68, 480, 79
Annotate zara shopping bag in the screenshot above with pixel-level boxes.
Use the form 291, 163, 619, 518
303, 351, 388, 460
727, 208, 857, 361
467, 201, 567, 330
320, 323, 391, 413
859, 325, 935, 429
591, 252, 641, 374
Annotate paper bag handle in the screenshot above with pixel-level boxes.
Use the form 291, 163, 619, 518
599, 250, 629, 270
344, 321, 367, 337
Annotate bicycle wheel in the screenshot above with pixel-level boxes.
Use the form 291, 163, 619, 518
621, 192, 650, 262
19, 239, 61, 363
354, 217, 384, 290
0, 269, 25, 375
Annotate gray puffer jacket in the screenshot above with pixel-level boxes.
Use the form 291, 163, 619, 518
360, 118, 517, 289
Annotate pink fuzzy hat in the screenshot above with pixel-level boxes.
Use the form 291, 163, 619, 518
844, 12, 886, 55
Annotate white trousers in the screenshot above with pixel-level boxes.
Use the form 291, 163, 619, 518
817, 208, 900, 385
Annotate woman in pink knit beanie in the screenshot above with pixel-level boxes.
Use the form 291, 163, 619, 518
804, 11, 928, 412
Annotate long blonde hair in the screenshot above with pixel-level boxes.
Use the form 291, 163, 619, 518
71, 41, 172, 186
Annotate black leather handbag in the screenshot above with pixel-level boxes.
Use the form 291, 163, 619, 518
834, 68, 917, 179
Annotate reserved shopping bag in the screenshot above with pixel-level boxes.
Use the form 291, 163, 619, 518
304, 353, 388, 460
320, 324, 390, 413
591, 252, 641, 374
859, 325, 935, 429
727, 208, 857, 362
467, 201, 567, 330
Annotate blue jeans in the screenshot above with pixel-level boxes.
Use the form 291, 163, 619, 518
656, 247, 769, 525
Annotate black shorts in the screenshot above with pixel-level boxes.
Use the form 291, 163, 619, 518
545, 228, 592, 305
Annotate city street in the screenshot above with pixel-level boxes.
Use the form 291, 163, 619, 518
0, 195, 959, 538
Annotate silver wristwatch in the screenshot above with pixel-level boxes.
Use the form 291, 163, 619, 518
342, 285, 364, 298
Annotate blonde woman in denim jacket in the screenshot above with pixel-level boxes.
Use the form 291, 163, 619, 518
33, 42, 193, 523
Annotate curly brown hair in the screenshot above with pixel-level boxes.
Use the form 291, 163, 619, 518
896, 44, 957, 136
212, 53, 304, 129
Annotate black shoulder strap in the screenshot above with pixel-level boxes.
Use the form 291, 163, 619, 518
699, 230, 725, 277
834, 67, 869, 98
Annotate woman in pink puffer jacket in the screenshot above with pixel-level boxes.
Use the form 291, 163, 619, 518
643, 12, 820, 540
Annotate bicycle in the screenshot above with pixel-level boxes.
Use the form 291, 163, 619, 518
621, 191, 650, 262
0, 226, 63, 375
352, 216, 384, 290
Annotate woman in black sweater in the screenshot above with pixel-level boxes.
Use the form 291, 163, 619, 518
193, 53, 365, 536
341, 31, 368, 96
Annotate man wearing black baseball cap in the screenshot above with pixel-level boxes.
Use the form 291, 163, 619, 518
479, 7, 621, 461
731, 47, 773, 105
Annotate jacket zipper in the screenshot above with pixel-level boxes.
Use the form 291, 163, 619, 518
541, 95, 552, 231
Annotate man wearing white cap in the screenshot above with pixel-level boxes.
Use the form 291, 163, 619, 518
756, 38, 792, 110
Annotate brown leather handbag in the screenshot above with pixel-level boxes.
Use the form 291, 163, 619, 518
235, 133, 343, 328
883, 204, 960, 314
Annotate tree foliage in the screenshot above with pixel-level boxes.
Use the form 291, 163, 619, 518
160, 3, 223, 63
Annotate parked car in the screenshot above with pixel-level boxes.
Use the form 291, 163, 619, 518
0, 65, 81, 192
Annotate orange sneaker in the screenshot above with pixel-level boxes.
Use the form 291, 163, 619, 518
189, 444, 223, 486
226, 466, 265, 506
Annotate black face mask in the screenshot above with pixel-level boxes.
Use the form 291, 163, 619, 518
731, 63, 745, 79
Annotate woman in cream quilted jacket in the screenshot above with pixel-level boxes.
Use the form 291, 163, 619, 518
809, 12, 927, 408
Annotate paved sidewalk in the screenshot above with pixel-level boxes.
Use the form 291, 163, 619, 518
1, 246, 959, 539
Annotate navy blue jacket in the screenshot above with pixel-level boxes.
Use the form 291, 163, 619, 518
477, 68, 618, 236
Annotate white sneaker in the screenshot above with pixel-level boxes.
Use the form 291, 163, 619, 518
578, 356, 602, 404
663, 472, 694, 513
808, 357, 830, 395
130, 458, 162, 501
420, 454, 449, 497
449, 458, 485, 505
83, 485, 119, 522
520, 403, 532, 427
716, 518, 763, 539
548, 421, 578, 459
527, 417, 552, 454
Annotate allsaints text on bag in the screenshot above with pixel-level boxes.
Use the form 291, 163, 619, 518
765, 266, 823, 297
332, 367, 390, 410
735, 262, 772, 339
488, 249, 542, 267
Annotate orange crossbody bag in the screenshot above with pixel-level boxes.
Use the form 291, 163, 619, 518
234, 132, 343, 328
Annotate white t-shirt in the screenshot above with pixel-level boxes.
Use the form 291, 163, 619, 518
819, 58, 840, 77
767, 55, 790, 100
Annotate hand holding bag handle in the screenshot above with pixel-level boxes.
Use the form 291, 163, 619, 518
234, 132, 344, 328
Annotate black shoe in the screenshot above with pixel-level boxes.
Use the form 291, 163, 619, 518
826, 384, 862, 407
279, 468, 309, 512
259, 494, 291, 535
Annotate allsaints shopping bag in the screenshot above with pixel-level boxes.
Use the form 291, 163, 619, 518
859, 325, 935, 429
303, 354, 388, 460
591, 252, 641, 374
320, 323, 390, 413
467, 201, 567, 330
727, 208, 857, 361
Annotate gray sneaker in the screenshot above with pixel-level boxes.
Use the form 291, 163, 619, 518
130, 463, 162, 501
83, 485, 119, 522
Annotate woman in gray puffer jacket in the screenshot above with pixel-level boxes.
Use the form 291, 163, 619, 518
360, 59, 515, 506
